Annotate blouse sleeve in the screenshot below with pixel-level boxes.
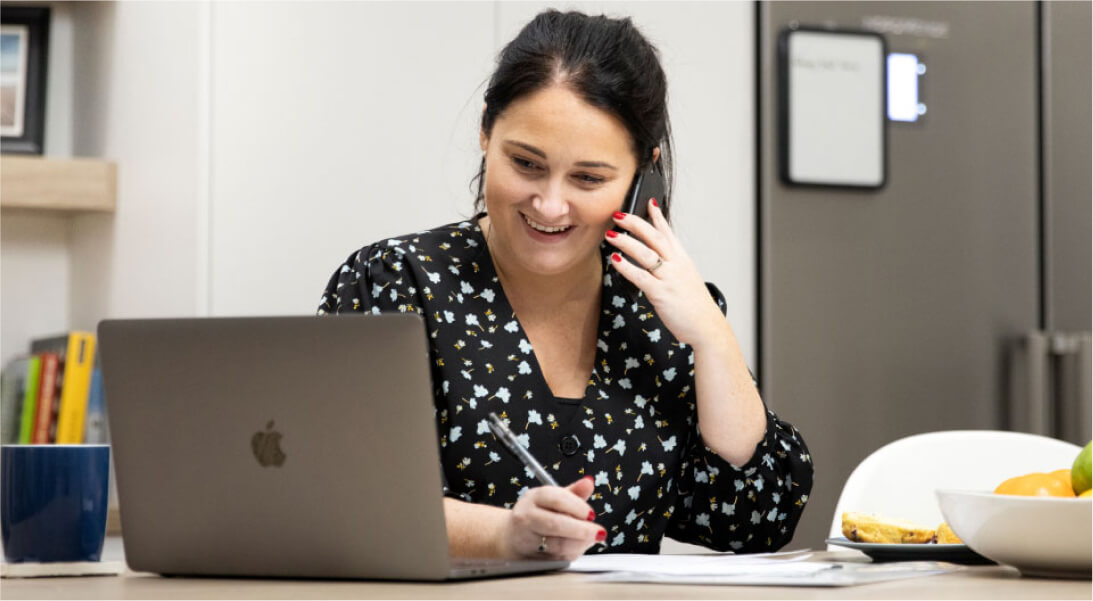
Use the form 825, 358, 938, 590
665, 283, 814, 552
316, 243, 460, 498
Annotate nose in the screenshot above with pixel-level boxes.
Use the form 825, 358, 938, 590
531, 178, 570, 222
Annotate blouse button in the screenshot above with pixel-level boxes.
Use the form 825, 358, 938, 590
560, 435, 581, 456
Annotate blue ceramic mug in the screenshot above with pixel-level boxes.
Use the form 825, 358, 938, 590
1, 444, 110, 563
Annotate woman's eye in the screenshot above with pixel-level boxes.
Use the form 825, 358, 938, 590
576, 174, 605, 184
512, 157, 540, 171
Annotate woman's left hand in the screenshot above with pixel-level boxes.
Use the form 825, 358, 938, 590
605, 200, 727, 351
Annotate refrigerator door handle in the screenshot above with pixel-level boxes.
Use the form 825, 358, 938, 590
1010, 331, 1050, 436
1049, 332, 1092, 445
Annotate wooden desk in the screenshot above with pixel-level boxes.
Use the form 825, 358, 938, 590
3, 543, 1090, 600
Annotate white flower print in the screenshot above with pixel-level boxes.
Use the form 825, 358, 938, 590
750, 511, 762, 525
625, 509, 637, 525
517, 361, 532, 375
448, 265, 460, 276
442, 380, 450, 394
593, 435, 607, 449
734, 479, 746, 491
639, 461, 654, 480
646, 328, 661, 342
444, 311, 455, 323
460, 370, 472, 380
480, 288, 495, 303
721, 502, 735, 516
612, 295, 626, 308
662, 367, 677, 382
427, 270, 441, 284
450, 426, 462, 443
583, 419, 594, 429
597, 338, 609, 352
586, 449, 595, 462
466, 314, 482, 329
611, 439, 627, 456
634, 395, 647, 409
660, 435, 677, 452
624, 357, 640, 373
473, 385, 488, 397
504, 320, 519, 333
460, 281, 474, 294
515, 433, 530, 449
611, 533, 625, 547
476, 420, 491, 435
526, 410, 542, 428
754, 478, 765, 492
627, 485, 641, 500
371, 283, 383, 298
619, 378, 632, 390
518, 339, 533, 354
634, 415, 644, 430
696, 513, 711, 528
694, 470, 709, 483
493, 387, 511, 403
603, 502, 613, 514
594, 471, 609, 487
612, 315, 626, 329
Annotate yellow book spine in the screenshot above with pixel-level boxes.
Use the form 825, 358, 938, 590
55, 332, 97, 444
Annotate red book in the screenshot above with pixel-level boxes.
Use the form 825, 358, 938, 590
32, 353, 60, 444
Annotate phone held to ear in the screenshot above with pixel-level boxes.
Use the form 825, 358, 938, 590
614, 159, 666, 289
620, 158, 666, 222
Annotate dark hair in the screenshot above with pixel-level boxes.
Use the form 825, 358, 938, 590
471, 10, 674, 222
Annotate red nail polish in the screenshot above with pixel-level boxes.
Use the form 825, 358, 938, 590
611, 253, 622, 263
605, 230, 618, 239
596, 530, 607, 542
588, 511, 596, 521
650, 198, 659, 208
583, 475, 594, 482
613, 211, 626, 220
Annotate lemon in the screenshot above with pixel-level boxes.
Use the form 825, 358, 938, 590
1071, 441, 1092, 495
1080, 489, 1092, 498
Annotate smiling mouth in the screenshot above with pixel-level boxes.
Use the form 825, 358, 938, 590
522, 213, 573, 234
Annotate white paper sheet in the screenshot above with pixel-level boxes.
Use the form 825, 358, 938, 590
587, 561, 961, 587
566, 549, 814, 574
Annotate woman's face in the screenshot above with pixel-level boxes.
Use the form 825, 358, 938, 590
480, 84, 639, 278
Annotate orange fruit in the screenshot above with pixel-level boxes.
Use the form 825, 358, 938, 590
994, 472, 1076, 497
1049, 469, 1075, 493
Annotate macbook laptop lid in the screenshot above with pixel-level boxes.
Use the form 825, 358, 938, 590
99, 314, 567, 580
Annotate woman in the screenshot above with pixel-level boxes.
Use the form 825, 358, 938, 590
319, 9, 812, 561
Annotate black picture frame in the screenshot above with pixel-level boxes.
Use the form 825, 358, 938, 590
777, 26, 888, 190
1, 6, 50, 155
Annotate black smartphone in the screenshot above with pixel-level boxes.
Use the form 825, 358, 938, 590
614, 159, 666, 293
620, 158, 666, 222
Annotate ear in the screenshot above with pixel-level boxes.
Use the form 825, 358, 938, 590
652, 146, 661, 164
480, 129, 489, 153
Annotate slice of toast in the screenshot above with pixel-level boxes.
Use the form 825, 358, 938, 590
841, 512, 936, 544
936, 522, 963, 544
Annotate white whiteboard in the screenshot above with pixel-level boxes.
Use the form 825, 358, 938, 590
781, 29, 886, 188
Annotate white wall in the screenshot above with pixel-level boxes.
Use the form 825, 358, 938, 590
2, 0, 756, 372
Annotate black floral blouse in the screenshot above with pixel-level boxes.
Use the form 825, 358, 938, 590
318, 215, 813, 553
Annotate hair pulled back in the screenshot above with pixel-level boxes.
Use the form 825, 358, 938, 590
472, 10, 675, 221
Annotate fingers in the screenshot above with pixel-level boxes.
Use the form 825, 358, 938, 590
536, 481, 598, 523
612, 208, 672, 259
565, 475, 596, 500
609, 251, 660, 290
606, 230, 662, 273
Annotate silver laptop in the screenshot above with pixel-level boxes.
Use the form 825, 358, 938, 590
98, 314, 568, 580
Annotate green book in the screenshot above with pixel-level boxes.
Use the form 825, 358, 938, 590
18, 356, 42, 444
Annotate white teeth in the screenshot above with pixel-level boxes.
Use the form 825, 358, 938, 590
523, 214, 571, 234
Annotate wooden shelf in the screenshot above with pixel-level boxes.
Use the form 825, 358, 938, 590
1, 155, 116, 212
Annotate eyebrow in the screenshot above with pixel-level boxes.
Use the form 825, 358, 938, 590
503, 140, 618, 171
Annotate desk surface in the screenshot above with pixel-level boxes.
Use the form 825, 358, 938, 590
3, 539, 1090, 600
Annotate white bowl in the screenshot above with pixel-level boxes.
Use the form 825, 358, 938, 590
937, 489, 1092, 578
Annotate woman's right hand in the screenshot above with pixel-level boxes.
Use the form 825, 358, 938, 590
498, 475, 606, 561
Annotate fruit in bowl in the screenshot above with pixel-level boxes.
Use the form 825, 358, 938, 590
937, 441, 1093, 578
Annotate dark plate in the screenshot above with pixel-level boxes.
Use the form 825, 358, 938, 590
825, 537, 995, 565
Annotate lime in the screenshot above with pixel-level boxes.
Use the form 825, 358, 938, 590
1071, 441, 1092, 495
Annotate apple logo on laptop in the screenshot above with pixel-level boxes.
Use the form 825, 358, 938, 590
251, 420, 286, 467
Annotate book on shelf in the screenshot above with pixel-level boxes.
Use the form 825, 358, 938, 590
1, 357, 29, 444
17, 356, 41, 444
6, 331, 102, 445
32, 352, 61, 444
